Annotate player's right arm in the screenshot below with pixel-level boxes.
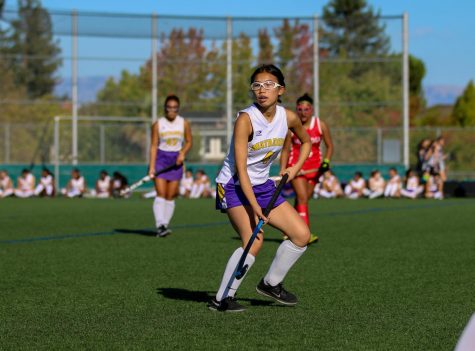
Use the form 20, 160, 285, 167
234, 113, 267, 223
149, 122, 159, 178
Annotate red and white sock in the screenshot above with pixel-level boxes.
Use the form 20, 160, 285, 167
295, 203, 309, 226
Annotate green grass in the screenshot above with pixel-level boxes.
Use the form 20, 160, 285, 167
1, 197, 475, 350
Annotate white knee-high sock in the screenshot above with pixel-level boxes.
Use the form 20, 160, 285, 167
153, 197, 166, 227
216, 247, 255, 301
164, 199, 175, 226
264, 240, 307, 286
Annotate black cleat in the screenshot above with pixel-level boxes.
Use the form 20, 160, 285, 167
156, 225, 171, 238
207, 297, 245, 312
256, 279, 298, 306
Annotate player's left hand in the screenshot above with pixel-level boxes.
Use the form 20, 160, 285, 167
281, 166, 299, 182
176, 151, 185, 165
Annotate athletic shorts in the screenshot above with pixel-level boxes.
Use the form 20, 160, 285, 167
295, 171, 319, 185
215, 176, 286, 212
154, 149, 183, 181
288, 161, 320, 185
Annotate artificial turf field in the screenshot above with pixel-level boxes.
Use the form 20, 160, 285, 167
1, 197, 474, 350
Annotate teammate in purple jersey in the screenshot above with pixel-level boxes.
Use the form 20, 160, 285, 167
148, 95, 192, 237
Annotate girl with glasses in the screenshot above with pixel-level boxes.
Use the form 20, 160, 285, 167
280, 93, 334, 243
209, 64, 312, 312
148, 95, 193, 237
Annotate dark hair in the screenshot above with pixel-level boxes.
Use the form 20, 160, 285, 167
355, 171, 363, 177
164, 95, 180, 109
250, 64, 285, 87
296, 93, 313, 105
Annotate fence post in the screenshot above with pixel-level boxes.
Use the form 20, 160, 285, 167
402, 12, 409, 169
72, 10, 78, 165
4, 123, 10, 163
100, 124, 105, 163
377, 127, 382, 164
54, 116, 60, 191
313, 14, 319, 117
151, 13, 158, 123
226, 17, 233, 149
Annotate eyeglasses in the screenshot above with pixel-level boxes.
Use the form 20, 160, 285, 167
297, 107, 312, 113
250, 80, 282, 91
166, 105, 179, 111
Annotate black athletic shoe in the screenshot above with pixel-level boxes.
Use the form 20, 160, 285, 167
156, 225, 171, 238
256, 279, 298, 306
207, 297, 245, 312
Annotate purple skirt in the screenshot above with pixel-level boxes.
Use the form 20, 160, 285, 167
216, 176, 286, 211
155, 150, 183, 181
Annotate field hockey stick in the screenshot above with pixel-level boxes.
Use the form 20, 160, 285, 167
120, 163, 178, 196
221, 174, 289, 301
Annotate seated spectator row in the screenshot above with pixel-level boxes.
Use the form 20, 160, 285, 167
0, 168, 129, 199
313, 168, 444, 200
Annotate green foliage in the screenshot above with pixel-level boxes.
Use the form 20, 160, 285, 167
322, 0, 390, 58
257, 29, 273, 64
452, 80, 475, 126
409, 55, 426, 117
4, 0, 62, 99
232, 33, 255, 108
413, 105, 453, 127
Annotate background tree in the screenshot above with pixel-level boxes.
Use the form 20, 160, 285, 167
452, 80, 475, 126
274, 19, 313, 105
409, 54, 426, 118
257, 29, 273, 65
321, 0, 390, 58
6, 0, 61, 99
232, 33, 254, 108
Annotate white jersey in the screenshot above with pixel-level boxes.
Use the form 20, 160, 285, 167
406, 176, 419, 191
180, 175, 194, 191
40, 175, 53, 186
0, 175, 12, 190
369, 177, 385, 192
18, 174, 35, 191
157, 116, 185, 152
71, 176, 85, 191
389, 174, 401, 185
349, 178, 366, 190
216, 104, 288, 186
323, 175, 337, 191
97, 176, 110, 193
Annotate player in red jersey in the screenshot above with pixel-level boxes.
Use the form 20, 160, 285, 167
280, 93, 333, 244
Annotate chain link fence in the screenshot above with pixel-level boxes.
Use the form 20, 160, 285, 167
0, 8, 414, 165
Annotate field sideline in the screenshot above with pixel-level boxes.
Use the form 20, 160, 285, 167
1, 197, 475, 350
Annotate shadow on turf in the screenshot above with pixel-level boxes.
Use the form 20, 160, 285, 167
114, 228, 156, 236
156, 288, 276, 307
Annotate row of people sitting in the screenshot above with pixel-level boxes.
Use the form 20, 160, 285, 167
313, 168, 444, 200
0, 168, 129, 199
